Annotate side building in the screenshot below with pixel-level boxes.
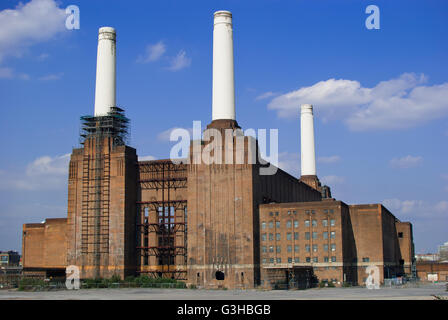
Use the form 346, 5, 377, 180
258, 201, 414, 288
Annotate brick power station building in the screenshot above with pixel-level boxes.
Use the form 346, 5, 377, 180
22, 11, 415, 289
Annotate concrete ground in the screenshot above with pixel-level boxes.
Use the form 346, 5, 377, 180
0, 283, 447, 300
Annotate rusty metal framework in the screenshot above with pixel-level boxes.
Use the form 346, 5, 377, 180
137, 160, 188, 279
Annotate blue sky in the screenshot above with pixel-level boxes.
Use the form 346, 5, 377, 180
0, 0, 447, 254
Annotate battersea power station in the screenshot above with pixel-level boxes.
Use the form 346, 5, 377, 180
21, 11, 415, 289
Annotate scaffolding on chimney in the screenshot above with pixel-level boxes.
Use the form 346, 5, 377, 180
79, 107, 130, 278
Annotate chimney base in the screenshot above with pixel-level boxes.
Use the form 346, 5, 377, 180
206, 119, 240, 130
300, 175, 332, 199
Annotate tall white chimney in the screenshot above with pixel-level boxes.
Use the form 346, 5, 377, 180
301, 104, 317, 176
94, 27, 116, 116
212, 11, 235, 121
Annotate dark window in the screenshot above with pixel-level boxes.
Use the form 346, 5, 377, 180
398, 232, 403, 238
215, 271, 225, 280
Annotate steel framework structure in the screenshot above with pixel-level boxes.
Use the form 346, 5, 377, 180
137, 161, 188, 279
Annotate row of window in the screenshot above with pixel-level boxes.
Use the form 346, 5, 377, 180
268, 209, 335, 217
262, 243, 336, 253
261, 219, 336, 230
261, 231, 336, 241
262, 256, 337, 264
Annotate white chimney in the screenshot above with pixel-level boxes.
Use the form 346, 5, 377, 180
301, 104, 317, 176
212, 11, 235, 121
94, 27, 116, 116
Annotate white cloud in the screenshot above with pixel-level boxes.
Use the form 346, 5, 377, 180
318, 155, 341, 164
434, 201, 448, 213
0, 0, 67, 63
0, 67, 29, 80
157, 127, 193, 142
38, 73, 63, 81
321, 175, 345, 185
167, 50, 191, 71
37, 53, 49, 61
139, 155, 157, 161
0, 153, 70, 191
137, 41, 166, 63
268, 73, 448, 131
389, 155, 423, 169
26, 154, 70, 176
256, 91, 278, 101
382, 198, 447, 218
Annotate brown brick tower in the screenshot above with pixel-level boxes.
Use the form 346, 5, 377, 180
66, 108, 137, 279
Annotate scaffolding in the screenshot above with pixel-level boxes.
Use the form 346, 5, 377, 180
137, 160, 188, 279
79, 107, 130, 278
79, 106, 130, 147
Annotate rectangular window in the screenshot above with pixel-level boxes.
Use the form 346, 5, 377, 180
324, 256, 329, 262
262, 246, 267, 253
398, 232, 403, 238
331, 244, 336, 251
329, 209, 334, 214
269, 246, 274, 253
269, 233, 273, 241
324, 209, 328, 214
269, 221, 274, 229
311, 210, 316, 214
288, 257, 292, 263
294, 232, 299, 240
262, 258, 267, 264
324, 244, 329, 251
287, 232, 292, 241
306, 257, 311, 263
330, 219, 335, 226
322, 219, 328, 227
276, 221, 280, 228
276, 258, 281, 263
261, 222, 266, 230
305, 220, 310, 227
323, 232, 328, 240
330, 231, 336, 239
286, 220, 292, 228
275, 212, 279, 216
269, 258, 274, 263
276, 246, 281, 253
293, 211, 297, 215
287, 211, 291, 215
269, 212, 273, 216
313, 257, 318, 263
305, 232, 310, 240
276, 233, 281, 241
331, 256, 336, 262
294, 245, 299, 253
313, 244, 318, 252
287, 245, 292, 253
294, 220, 299, 228
306, 245, 310, 252
312, 220, 317, 227
362, 257, 370, 262
294, 257, 300, 263
312, 232, 318, 239
261, 233, 266, 241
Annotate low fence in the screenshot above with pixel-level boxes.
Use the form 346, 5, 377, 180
383, 278, 420, 288
81, 282, 187, 289
11, 280, 188, 291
